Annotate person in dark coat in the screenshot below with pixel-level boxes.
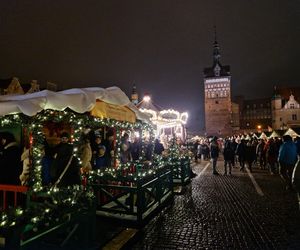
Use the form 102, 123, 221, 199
278, 135, 298, 191
154, 139, 164, 155
236, 139, 246, 171
50, 132, 81, 187
223, 140, 234, 175
245, 140, 256, 172
265, 138, 278, 174
210, 136, 220, 175
131, 137, 142, 160
0, 132, 21, 185
103, 130, 115, 167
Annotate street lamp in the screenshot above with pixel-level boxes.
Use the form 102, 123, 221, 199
257, 125, 262, 132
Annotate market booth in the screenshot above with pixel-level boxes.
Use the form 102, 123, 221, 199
0, 87, 174, 248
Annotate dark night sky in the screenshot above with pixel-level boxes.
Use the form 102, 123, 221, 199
0, 1, 300, 132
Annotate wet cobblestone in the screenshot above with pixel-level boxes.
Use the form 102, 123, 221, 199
130, 161, 300, 249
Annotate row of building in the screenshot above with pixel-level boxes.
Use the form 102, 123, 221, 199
1, 37, 299, 138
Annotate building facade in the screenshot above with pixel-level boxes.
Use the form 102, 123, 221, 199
272, 92, 300, 130
234, 96, 272, 131
204, 35, 232, 136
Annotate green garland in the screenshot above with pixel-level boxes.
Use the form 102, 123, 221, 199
0, 109, 155, 191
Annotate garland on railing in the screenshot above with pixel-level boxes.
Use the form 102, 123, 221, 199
0, 185, 94, 230
0, 109, 154, 229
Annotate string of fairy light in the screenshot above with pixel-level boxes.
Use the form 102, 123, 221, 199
0, 109, 155, 189
0, 109, 190, 229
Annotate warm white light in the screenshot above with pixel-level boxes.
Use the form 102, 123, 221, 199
143, 95, 151, 102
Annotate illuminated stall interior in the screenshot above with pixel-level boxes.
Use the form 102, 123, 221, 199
137, 95, 188, 146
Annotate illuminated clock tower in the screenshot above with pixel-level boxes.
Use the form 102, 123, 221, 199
204, 31, 232, 136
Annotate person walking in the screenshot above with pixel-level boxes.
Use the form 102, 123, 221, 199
256, 139, 266, 169
278, 135, 298, 191
265, 138, 277, 174
193, 140, 200, 163
245, 140, 256, 173
223, 140, 234, 175
236, 139, 246, 171
210, 136, 220, 175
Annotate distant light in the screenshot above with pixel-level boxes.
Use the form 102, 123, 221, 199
143, 95, 151, 102
134, 131, 140, 138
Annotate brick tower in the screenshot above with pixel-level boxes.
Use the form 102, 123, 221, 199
204, 29, 232, 136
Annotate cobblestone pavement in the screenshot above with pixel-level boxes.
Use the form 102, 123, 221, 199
129, 160, 300, 250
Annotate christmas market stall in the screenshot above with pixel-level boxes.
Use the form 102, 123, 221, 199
0, 87, 149, 248
0, 86, 174, 246
87, 99, 174, 227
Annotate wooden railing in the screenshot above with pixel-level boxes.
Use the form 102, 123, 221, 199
0, 185, 28, 210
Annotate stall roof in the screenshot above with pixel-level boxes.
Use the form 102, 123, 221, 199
0, 87, 150, 123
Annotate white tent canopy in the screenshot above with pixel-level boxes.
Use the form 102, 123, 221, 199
259, 132, 268, 140
0, 87, 150, 122
269, 131, 281, 138
284, 128, 299, 138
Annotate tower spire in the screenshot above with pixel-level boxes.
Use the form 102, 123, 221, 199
213, 25, 221, 64
131, 83, 139, 105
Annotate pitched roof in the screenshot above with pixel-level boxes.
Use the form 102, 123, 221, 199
0, 78, 12, 89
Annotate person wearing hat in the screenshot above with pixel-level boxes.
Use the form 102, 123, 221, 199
50, 132, 80, 186
278, 135, 298, 191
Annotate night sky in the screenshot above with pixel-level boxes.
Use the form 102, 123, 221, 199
0, 1, 299, 132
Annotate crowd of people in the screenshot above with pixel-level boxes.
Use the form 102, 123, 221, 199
192, 135, 300, 191
0, 129, 166, 187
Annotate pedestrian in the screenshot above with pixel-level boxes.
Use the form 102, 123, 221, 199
230, 138, 238, 167
245, 140, 256, 172
265, 138, 277, 174
193, 140, 200, 163
278, 135, 298, 191
210, 136, 219, 175
223, 140, 234, 175
236, 139, 246, 171
295, 136, 300, 157
256, 139, 266, 169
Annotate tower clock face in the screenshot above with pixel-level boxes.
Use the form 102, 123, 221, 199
214, 64, 221, 77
